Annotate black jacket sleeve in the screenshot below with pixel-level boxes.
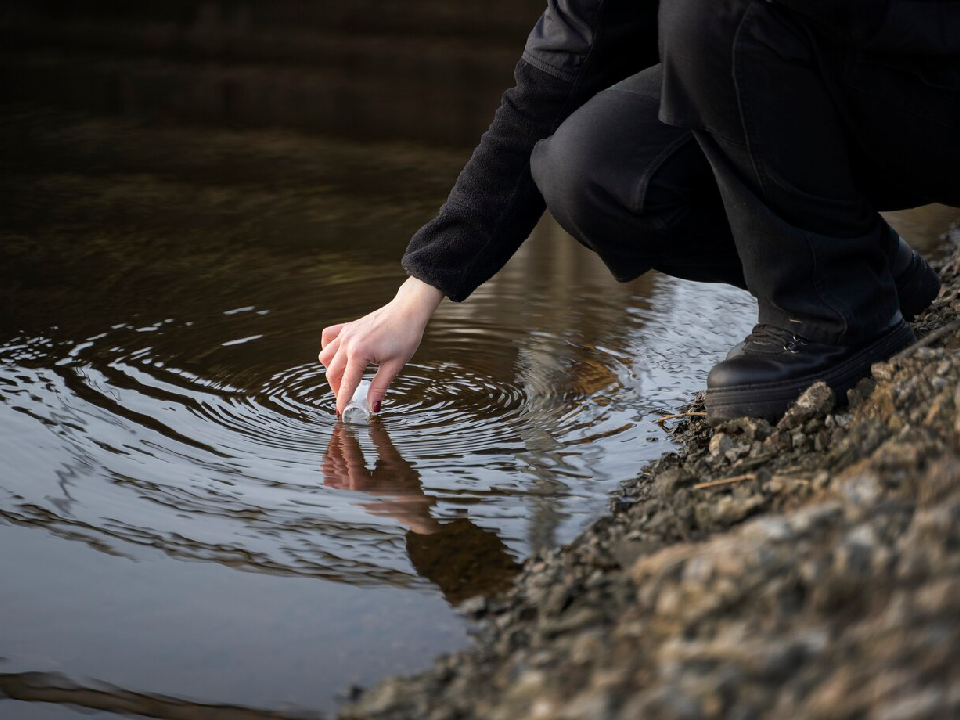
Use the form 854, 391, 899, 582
401, 0, 660, 302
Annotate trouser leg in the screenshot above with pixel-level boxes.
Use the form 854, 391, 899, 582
659, 0, 900, 343
530, 65, 747, 289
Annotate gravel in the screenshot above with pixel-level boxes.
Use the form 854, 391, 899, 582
340, 225, 960, 720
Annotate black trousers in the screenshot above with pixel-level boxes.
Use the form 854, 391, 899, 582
530, 0, 960, 344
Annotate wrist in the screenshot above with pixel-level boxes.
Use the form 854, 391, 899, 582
392, 276, 443, 324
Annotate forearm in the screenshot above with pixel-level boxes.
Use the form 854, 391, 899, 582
402, 0, 660, 302
401, 59, 569, 302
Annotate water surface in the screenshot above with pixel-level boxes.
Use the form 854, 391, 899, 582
0, 109, 952, 718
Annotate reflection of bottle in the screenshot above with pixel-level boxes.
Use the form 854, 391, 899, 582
342, 379, 373, 423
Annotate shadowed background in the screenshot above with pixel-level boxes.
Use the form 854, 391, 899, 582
0, 0, 544, 145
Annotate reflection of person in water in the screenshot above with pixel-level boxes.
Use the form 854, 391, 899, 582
322, 422, 520, 605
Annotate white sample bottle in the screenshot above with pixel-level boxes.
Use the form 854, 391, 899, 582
341, 379, 373, 423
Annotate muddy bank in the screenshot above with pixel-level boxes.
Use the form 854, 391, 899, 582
340, 224, 960, 720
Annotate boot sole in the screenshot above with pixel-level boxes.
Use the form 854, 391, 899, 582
705, 320, 916, 423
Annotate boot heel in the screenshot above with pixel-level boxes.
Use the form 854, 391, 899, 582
898, 252, 941, 321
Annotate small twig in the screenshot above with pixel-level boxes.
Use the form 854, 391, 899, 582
656, 411, 707, 425
768, 474, 811, 487
892, 319, 960, 361
694, 473, 755, 490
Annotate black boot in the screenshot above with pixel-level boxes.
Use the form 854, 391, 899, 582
706, 318, 915, 423
725, 235, 939, 361
887, 235, 942, 321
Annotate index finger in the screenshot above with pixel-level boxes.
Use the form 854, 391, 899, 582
321, 323, 346, 350
336, 361, 367, 415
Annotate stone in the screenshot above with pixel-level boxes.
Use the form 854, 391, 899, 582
872, 362, 895, 381
709, 433, 734, 457
656, 467, 697, 493
847, 376, 877, 409
839, 474, 882, 508
956, 383, 960, 433
780, 382, 836, 430
741, 516, 794, 544
557, 689, 615, 720
459, 595, 489, 619
788, 502, 843, 535
720, 417, 774, 441
875, 690, 946, 720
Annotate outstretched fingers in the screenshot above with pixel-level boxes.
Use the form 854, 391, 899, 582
320, 327, 374, 413
324, 342, 349, 402
318, 334, 341, 368
321, 323, 346, 350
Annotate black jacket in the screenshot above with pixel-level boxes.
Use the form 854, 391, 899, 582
400, 0, 960, 302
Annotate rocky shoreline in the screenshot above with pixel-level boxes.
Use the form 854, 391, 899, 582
341, 225, 960, 720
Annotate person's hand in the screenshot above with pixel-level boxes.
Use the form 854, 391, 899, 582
319, 276, 443, 414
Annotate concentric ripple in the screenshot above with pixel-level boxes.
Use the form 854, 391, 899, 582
0, 266, 757, 600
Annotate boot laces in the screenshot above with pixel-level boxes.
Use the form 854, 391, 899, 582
743, 324, 806, 353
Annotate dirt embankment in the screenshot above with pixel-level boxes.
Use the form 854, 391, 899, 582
342, 225, 960, 720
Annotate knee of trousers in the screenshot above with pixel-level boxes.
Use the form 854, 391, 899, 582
530, 126, 614, 242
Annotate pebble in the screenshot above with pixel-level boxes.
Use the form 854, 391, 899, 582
780, 382, 836, 429
706, 430, 732, 455
341, 232, 960, 720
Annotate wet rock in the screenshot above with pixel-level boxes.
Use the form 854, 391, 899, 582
787, 501, 843, 536
740, 516, 794, 543
780, 382, 836, 430
709, 433, 734, 457
655, 468, 697, 493
833, 525, 878, 575
609, 495, 635, 513
838, 473, 882, 509
556, 688, 616, 720
872, 362, 895, 382
956, 382, 960, 433
697, 495, 765, 527
460, 595, 489, 619
847, 377, 877, 409
719, 417, 773, 442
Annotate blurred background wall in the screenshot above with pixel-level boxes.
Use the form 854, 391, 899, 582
0, 0, 545, 145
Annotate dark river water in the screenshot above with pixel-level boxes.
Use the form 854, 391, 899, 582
0, 108, 954, 718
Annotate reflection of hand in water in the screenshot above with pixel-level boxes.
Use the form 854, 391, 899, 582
322, 422, 440, 535
321, 422, 521, 605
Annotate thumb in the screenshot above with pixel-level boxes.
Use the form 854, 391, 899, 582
368, 360, 404, 412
